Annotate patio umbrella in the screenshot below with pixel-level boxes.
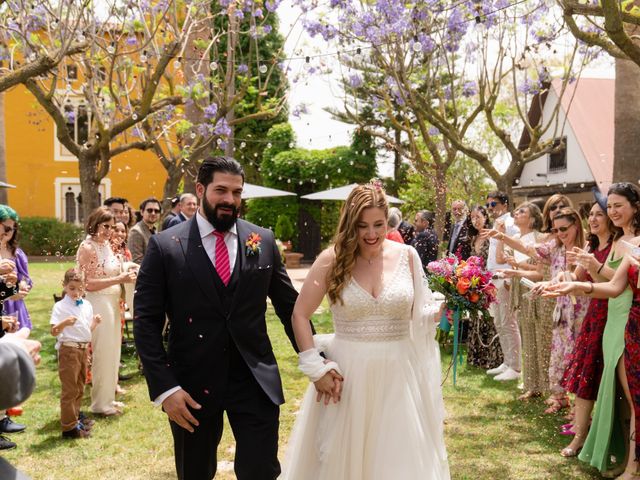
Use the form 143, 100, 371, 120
0, 181, 16, 188
242, 182, 296, 199
301, 183, 404, 204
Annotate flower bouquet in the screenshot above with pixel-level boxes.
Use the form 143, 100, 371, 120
427, 255, 497, 384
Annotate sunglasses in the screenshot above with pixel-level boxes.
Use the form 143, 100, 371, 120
2, 225, 14, 234
485, 201, 498, 208
549, 204, 567, 212
551, 225, 573, 234
145, 208, 161, 214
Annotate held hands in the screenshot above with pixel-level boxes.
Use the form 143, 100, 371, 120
162, 389, 202, 433
314, 367, 343, 405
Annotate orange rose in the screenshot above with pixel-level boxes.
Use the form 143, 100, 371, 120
469, 292, 481, 303
456, 277, 471, 295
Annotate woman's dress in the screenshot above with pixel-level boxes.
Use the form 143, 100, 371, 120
466, 239, 503, 369
2, 248, 33, 331
79, 238, 122, 414
579, 250, 632, 471
624, 263, 640, 462
281, 246, 450, 480
560, 243, 611, 399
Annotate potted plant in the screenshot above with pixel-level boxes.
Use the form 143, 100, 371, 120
275, 214, 303, 268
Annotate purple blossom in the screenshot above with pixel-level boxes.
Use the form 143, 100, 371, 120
253, 8, 263, 17
348, 73, 363, 88
237, 64, 249, 74
203, 103, 218, 120
126, 36, 137, 46
214, 118, 232, 137
462, 81, 477, 97
263, 24, 273, 35
265, 0, 281, 12
64, 110, 76, 124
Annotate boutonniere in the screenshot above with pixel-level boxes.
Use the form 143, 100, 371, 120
245, 232, 262, 256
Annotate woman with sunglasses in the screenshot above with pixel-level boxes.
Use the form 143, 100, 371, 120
0, 205, 32, 340
545, 183, 640, 478
494, 202, 555, 401
77, 207, 137, 416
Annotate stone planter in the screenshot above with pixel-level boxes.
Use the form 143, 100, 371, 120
284, 252, 304, 268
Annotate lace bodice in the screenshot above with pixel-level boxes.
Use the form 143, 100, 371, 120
79, 238, 121, 295
330, 248, 414, 342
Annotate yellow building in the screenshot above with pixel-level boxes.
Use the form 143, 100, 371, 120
4, 84, 167, 223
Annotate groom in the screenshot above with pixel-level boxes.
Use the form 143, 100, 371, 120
134, 156, 300, 480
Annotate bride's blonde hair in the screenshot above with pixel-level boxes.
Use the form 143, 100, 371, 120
327, 183, 388, 305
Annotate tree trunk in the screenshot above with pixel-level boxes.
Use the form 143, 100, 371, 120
614, 57, 640, 183
432, 167, 447, 242
161, 164, 183, 213
78, 153, 101, 220
0, 94, 7, 205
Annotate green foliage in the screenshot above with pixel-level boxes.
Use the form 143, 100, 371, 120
274, 214, 295, 241
245, 124, 378, 249
19, 217, 83, 256
399, 158, 495, 217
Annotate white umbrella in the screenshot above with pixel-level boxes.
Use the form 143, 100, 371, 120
0, 181, 16, 188
242, 182, 296, 199
301, 183, 404, 204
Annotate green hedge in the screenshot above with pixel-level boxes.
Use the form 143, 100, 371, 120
19, 217, 84, 256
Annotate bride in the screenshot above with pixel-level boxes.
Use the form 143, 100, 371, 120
281, 183, 450, 479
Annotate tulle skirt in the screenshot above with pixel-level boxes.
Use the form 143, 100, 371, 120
281, 335, 450, 480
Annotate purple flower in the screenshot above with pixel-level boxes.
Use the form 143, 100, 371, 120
203, 103, 218, 120
462, 81, 477, 97
237, 64, 249, 74
126, 36, 137, 46
214, 118, 232, 137
348, 73, 363, 88
64, 109, 76, 124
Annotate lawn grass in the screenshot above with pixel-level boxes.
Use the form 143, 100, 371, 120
3, 261, 603, 479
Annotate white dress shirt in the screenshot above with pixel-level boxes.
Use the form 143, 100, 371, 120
487, 212, 520, 272
50, 296, 94, 349
154, 210, 239, 406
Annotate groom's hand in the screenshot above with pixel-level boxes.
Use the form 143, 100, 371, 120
314, 370, 343, 405
163, 389, 202, 432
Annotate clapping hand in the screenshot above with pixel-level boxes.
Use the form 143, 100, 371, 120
314, 368, 343, 405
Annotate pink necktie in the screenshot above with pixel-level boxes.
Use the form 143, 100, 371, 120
213, 231, 231, 286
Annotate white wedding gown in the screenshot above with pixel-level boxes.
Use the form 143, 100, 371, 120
281, 246, 450, 479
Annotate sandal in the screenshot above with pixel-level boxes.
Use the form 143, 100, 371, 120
544, 396, 570, 414
560, 445, 583, 457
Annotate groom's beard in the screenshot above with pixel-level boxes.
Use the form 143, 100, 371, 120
202, 198, 238, 232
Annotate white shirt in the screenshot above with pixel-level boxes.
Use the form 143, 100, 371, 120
196, 210, 238, 275
50, 296, 94, 349
154, 211, 239, 406
487, 212, 520, 271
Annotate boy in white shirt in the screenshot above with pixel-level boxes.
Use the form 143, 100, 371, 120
50, 269, 100, 439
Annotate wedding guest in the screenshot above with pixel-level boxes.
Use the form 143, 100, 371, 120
446, 200, 468, 256
558, 199, 615, 457
389, 207, 415, 244
465, 205, 503, 369
484, 191, 520, 380
0, 206, 32, 340
529, 208, 590, 413
386, 210, 405, 243
411, 210, 438, 269
50, 268, 101, 438
494, 202, 546, 385
103, 197, 129, 225
541, 194, 574, 236
128, 197, 161, 264
161, 195, 181, 231
77, 207, 137, 416
166, 194, 198, 228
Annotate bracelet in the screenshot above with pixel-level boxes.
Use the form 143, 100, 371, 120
585, 282, 593, 294
597, 262, 605, 274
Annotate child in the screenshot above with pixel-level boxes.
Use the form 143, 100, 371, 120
50, 269, 100, 439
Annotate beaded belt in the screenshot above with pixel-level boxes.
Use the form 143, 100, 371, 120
61, 341, 90, 349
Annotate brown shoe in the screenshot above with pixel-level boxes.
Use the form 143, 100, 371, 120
62, 425, 91, 439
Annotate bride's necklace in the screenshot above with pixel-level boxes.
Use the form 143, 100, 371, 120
360, 247, 383, 265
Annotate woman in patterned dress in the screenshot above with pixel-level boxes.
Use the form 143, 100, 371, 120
465, 206, 503, 369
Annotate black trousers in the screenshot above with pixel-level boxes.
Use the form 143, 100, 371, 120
170, 373, 280, 480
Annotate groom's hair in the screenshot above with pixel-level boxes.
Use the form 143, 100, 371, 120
197, 156, 245, 187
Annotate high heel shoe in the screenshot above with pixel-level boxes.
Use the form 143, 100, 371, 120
544, 396, 570, 414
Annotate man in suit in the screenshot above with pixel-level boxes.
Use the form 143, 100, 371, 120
166, 193, 198, 229
445, 199, 468, 257
134, 157, 300, 480
128, 197, 161, 264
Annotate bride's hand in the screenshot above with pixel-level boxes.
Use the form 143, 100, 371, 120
314, 370, 343, 405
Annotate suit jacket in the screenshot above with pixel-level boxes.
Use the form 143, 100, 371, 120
445, 219, 469, 257
133, 216, 299, 410
128, 221, 155, 264
166, 212, 188, 229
